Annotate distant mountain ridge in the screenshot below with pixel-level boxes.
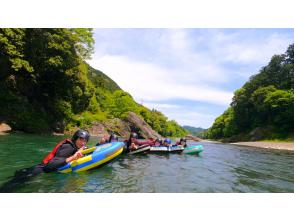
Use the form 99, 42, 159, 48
183, 126, 206, 135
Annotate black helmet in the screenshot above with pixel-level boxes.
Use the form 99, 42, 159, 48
72, 129, 90, 142
130, 132, 138, 139
180, 138, 187, 142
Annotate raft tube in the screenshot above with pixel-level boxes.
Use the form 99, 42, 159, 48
149, 145, 184, 153
129, 144, 151, 154
58, 142, 124, 173
183, 145, 203, 154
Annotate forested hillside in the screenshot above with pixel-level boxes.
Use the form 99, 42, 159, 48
0, 28, 187, 137
205, 43, 294, 141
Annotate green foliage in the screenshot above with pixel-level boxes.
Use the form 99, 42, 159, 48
0, 28, 95, 132
137, 107, 187, 137
205, 43, 294, 140
86, 63, 120, 92
70, 111, 107, 129
0, 28, 187, 137
110, 90, 139, 118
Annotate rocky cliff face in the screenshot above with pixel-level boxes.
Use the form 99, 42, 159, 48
124, 112, 162, 139
87, 112, 162, 139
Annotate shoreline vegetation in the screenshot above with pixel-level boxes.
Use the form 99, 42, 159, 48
204, 43, 294, 143
0, 29, 187, 139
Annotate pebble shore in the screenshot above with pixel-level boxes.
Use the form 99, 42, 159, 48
230, 142, 294, 151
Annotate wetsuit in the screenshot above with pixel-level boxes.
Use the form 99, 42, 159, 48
125, 138, 154, 153
42, 142, 78, 172
175, 141, 187, 148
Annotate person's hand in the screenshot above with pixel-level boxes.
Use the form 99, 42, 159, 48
66, 151, 83, 163
73, 151, 83, 160
130, 143, 137, 151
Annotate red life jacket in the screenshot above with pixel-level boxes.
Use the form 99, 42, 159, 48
42, 139, 73, 164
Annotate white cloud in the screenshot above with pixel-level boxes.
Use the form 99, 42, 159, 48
89, 29, 294, 128
143, 102, 217, 128
173, 112, 216, 129
212, 31, 293, 65
88, 55, 233, 106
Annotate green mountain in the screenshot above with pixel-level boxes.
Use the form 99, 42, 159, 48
205, 43, 294, 141
0, 28, 187, 137
86, 63, 120, 92
183, 126, 206, 135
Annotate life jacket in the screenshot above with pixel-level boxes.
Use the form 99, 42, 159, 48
42, 139, 74, 164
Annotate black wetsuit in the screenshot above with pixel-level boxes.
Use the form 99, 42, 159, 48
42, 142, 78, 172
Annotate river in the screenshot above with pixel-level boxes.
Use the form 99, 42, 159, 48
0, 133, 293, 192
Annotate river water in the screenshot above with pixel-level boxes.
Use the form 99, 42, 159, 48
0, 133, 293, 193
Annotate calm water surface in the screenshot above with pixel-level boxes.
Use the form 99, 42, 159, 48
0, 133, 293, 192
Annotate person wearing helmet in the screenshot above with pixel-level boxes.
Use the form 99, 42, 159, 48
154, 138, 163, 146
163, 138, 172, 147
0, 129, 91, 191
125, 132, 155, 152
42, 129, 90, 172
176, 138, 187, 147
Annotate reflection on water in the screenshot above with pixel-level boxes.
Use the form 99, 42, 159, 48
0, 134, 293, 192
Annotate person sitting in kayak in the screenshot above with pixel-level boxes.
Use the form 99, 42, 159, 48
0, 129, 90, 192
176, 138, 187, 148
125, 132, 155, 152
163, 138, 172, 147
154, 138, 163, 146
41, 129, 90, 172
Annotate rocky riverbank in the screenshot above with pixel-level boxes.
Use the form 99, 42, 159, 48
230, 141, 294, 151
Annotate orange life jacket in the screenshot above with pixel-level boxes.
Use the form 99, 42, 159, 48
42, 139, 73, 164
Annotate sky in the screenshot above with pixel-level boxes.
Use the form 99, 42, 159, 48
87, 29, 294, 129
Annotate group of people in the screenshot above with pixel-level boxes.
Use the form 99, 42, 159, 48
97, 131, 188, 151
0, 129, 188, 192
21, 130, 188, 174
44, 130, 189, 172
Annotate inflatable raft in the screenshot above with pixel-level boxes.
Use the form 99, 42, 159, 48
149, 145, 184, 153
58, 142, 124, 173
129, 144, 151, 154
183, 145, 203, 154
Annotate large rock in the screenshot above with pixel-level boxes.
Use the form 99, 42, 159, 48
102, 118, 131, 138
0, 123, 12, 135
70, 112, 162, 140
124, 112, 162, 139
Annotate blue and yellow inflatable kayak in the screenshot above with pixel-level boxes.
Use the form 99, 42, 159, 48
58, 142, 125, 173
